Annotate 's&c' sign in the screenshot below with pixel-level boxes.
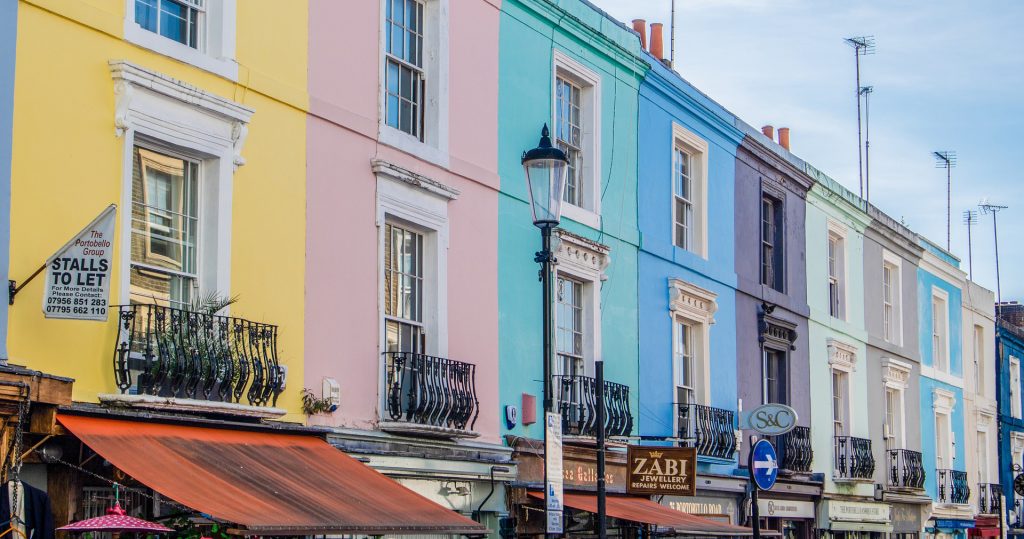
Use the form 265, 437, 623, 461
743, 403, 798, 436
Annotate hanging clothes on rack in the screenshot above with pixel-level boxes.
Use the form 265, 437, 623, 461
0, 481, 54, 539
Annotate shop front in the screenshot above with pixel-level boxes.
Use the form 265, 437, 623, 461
926, 518, 975, 539
818, 499, 893, 539
967, 516, 1000, 539
40, 411, 490, 537
509, 438, 760, 537
890, 502, 927, 539
753, 476, 822, 539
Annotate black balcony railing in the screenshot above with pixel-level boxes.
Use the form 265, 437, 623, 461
769, 426, 813, 473
113, 303, 283, 406
834, 436, 875, 480
384, 352, 479, 431
887, 449, 926, 490
677, 404, 736, 459
554, 375, 632, 437
936, 469, 970, 504
978, 483, 1002, 514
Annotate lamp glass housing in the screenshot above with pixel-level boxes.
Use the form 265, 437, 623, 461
522, 125, 569, 228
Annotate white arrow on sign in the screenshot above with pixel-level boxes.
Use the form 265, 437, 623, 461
754, 454, 778, 473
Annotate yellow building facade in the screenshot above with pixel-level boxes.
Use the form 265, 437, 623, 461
7, 0, 308, 420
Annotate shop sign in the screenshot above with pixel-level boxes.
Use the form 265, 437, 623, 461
665, 496, 738, 523
742, 403, 799, 436
42, 205, 115, 321
758, 499, 814, 519
890, 503, 923, 533
626, 446, 696, 496
826, 500, 891, 523
933, 519, 975, 530
545, 412, 563, 534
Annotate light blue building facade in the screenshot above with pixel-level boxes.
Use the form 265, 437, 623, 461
0, 0, 16, 360
636, 53, 744, 516
917, 239, 974, 537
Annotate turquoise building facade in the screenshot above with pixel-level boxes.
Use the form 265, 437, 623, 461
496, 0, 645, 443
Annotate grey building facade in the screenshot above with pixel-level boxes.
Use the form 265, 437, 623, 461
734, 126, 819, 539
862, 205, 931, 535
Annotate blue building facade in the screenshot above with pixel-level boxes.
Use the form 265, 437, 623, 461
637, 53, 745, 518
917, 240, 974, 537
0, 0, 15, 360
998, 312, 1024, 533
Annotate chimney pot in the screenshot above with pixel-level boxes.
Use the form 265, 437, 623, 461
761, 125, 774, 140
778, 127, 791, 151
632, 19, 647, 51
650, 23, 665, 60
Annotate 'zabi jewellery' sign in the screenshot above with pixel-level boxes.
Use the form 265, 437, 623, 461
626, 446, 697, 496
42, 205, 116, 321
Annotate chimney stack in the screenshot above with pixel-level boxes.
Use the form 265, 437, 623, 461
761, 125, 774, 140
778, 127, 791, 151
632, 19, 647, 51
650, 23, 664, 60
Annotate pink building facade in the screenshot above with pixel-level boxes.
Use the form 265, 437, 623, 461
304, 0, 510, 528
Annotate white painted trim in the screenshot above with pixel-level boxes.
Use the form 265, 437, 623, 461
933, 387, 956, 414
552, 49, 602, 224
1011, 356, 1022, 419
826, 220, 848, 321
671, 123, 709, 258
553, 231, 609, 376
371, 159, 459, 200
827, 338, 858, 372
931, 286, 951, 374
668, 279, 717, 408
881, 249, 904, 346
374, 170, 452, 363
111, 61, 249, 308
920, 364, 965, 388
123, 0, 239, 81
376, 0, 451, 168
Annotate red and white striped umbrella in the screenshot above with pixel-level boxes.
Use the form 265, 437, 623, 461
57, 503, 174, 533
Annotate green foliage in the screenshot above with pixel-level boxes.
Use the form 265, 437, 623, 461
301, 388, 335, 415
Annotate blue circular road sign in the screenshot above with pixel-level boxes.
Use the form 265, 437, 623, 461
750, 439, 779, 491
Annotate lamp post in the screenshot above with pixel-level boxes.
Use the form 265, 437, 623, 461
523, 124, 569, 537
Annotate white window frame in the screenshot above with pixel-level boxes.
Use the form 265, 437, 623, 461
112, 61, 252, 308
976, 428, 990, 484
1011, 432, 1024, 472
673, 318, 697, 405
552, 230, 609, 376
1011, 356, 1022, 419
881, 250, 903, 345
827, 221, 847, 320
124, 0, 238, 80
973, 324, 985, 396
669, 279, 717, 435
828, 338, 857, 437
670, 123, 708, 257
882, 358, 911, 450
373, 159, 456, 366
933, 388, 956, 470
552, 50, 601, 229
377, 0, 450, 167
931, 287, 950, 373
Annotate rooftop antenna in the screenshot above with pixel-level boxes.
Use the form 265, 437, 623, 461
963, 209, 978, 281
980, 199, 1008, 317
934, 150, 957, 251
845, 36, 875, 198
670, 0, 676, 68
860, 86, 874, 202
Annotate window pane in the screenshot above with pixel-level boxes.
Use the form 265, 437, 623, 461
135, 0, 158, 32
158, 0, 189, 45
555, 77, 584, 207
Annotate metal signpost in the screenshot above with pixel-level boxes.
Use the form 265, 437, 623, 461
749, 438, 779, 539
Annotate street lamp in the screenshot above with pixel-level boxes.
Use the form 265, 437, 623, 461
522, 124, 568, 537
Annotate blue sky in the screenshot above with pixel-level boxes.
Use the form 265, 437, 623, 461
596, 0, 1024, 301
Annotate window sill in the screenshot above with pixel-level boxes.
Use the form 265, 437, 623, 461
561, 203, 601, 229
98, 393, 286, 419
125, 23, 238, 81
378, 125, 450, 169
378, 420, 479, 440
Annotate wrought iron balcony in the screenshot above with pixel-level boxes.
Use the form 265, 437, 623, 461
768, 426, 813, 473
834, 436, 875, 480
887, 449, 926, 490
936, 469, 970, 505
384, 352, 479, 431
677, 404, 736, 459
113, 303, 283, 406
554, 375, 632, 438
978, 483, 1002, 515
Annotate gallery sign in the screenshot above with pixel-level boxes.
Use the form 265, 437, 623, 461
42, 205, 116, 321
758, 499, 815, 519
626, 446, 696, 496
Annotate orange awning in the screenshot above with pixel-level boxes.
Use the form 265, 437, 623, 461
58, 414, 488, 536
529, 491, 762, 536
